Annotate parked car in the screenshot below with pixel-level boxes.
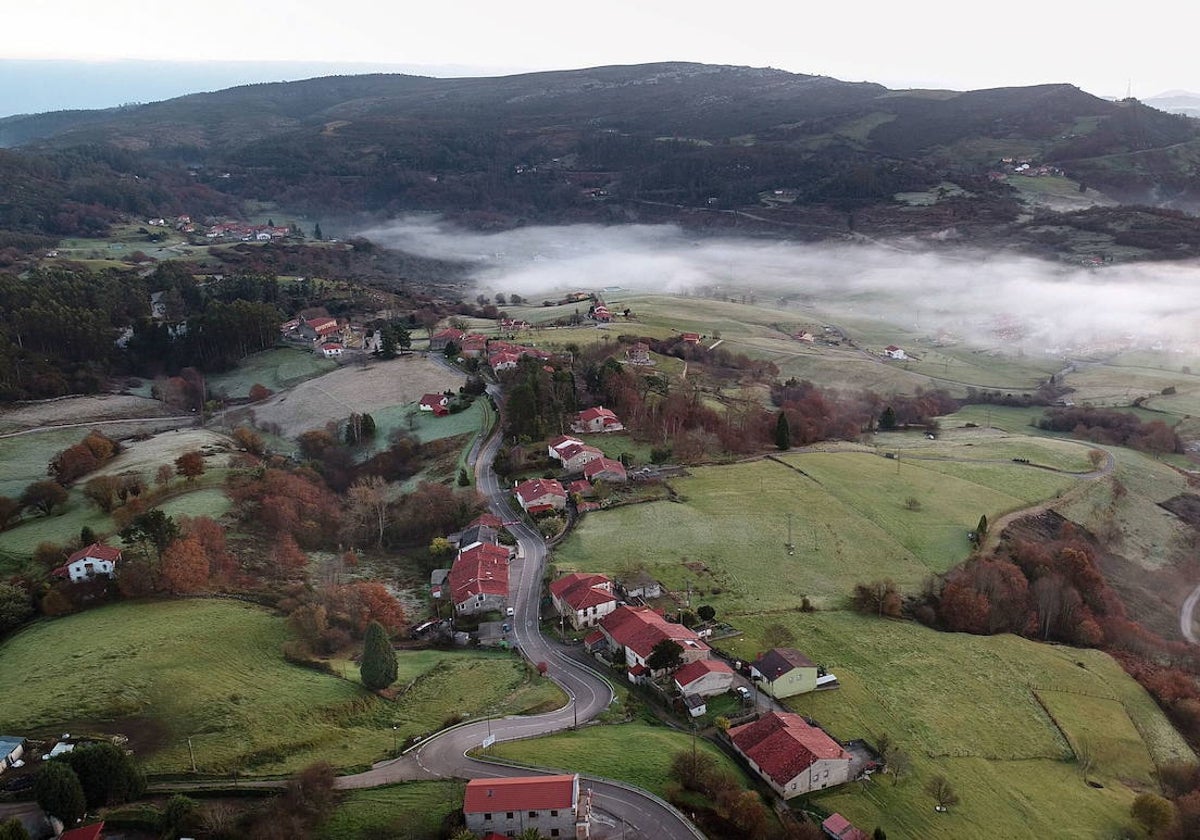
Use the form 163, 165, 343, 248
736, 686, 752, 701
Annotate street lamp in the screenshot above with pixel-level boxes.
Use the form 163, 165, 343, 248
392, 725, 398, 755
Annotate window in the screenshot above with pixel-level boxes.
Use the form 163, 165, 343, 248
551, 831, 560, 837
529, 811, 538, 818
483, 813, 492, 820
550, 810, 559, 817
506, 812, 514, 819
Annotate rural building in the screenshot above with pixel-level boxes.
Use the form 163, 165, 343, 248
430, 569, 449, 600
680, 332, 701, 344
55, 543, 121, 583
59, 823, 105, 840
429, 328, 465, 351
318, 342, 344, 358
883, 345, 907, 360
0, 735, 24, 772
558, 443, 606, 473
625, 342, 652, 365
750, 648, 820, 698
673, 659, 736, 698
683, 693, 707, 717
514, 478, 567, 514
455, 523, 498, 551
822, 813, 868, 840
450, 543, 510, 616
419, 393, 449, 416
574, 407, 624, 433
298, 316, 340, 341
619, 570, 662, 600
583, 457, 627, 483
598, 606, 711, 679
489, 350, 522, 371
729, 711, 852, 799
568, 479, 593, 498
549, 573, 618, 630
459, 334, 489, 357
463, 774, 591, 839
548, 435, 584, 461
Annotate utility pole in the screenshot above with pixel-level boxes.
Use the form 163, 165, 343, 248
187, 737, 197, 773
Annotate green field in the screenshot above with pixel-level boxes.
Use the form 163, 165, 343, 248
0, 427, 99, 497
205, 347, 338, 399
486, 721, 752, 798
318, 781, 464, 840
0, 601, 564, 776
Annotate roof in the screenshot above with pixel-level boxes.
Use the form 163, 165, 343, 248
584, 457, 626, 480
59, 824, 105, 840
464, 774, 577, 813
550, 573, 616, 612
419, 393, 447, 407
729, 712, 850, 787
885, 345, 902, 352
583, 629, 606, 647
0, 736, 23, 757
320, 342, 344, 350
458, 524, 498, 548
515, 478, 566, 504
470, 513, 504, 529
67, 542, 122, 564
599, 606, 709, 660
821, 813, 867, 840
674, 658, 734, 688
752, 648, 817, 681
579, 406, 618, 423
558, 443, 604, 464
449, 543, 510, 604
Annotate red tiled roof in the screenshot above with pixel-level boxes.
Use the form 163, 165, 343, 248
578, 407, 618, 423
584, 629, 606, 647
550, 573, 616, 611
67, 543, 122, 564
729, 712, 850, 787
464, 774, 577, 813
583, 457, 626, 480
515, 478, 566, 504
449, 543, 510, 604
59, 824, 105, 840
470, 513, 504, 529
674, 658, 734, 688
568, 479, 592, 496
821, 813, 867, 840
599, 606, 709, 660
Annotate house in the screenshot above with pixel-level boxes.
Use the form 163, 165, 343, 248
680, 332, 701, 344
683, 693, 707, 718
429, 328, 465, 351
567, 479, 593, 498
750, 648, 820, 699
419, 393, 450, 416
319, 342, 344, 358
574, 407, 624, 433
0, 735, 24, 772
514, 478, 567, 514
729, 711, 852, 799
299, 316, 340, 341
450, 543, 510, 616
489, 350, 522, 371
548, 435, 584, 461
463, 774, 591, 839
460, 334, 489, 357
583, 457, 627, 484
822, 813, 868, 840
598, 606, 710, 679
60, 823, 105, 840
455, 523, 498, 551
558, 443, 605, 473
673, 659, 736, 698
57, 543, 121, 583
625, 342, 652, 365
549, 573, 618, 630
619, 570, 662, 600
883, 345, 907, 360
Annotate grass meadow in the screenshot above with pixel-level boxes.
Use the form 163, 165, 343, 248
0, 600, 564, 776
318, 781, 464, 840
205, 347, 338, 399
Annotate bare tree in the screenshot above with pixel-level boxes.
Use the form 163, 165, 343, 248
347, 476, 389, 548
925, 775, 959, 810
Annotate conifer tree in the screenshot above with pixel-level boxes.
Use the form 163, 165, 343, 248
360, 620, 397, 690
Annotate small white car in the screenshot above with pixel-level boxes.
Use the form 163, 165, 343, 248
506, 606, 515, 617
736, 686, 751, 700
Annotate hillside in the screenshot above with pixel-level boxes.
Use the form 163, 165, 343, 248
2, 62, 1199, 255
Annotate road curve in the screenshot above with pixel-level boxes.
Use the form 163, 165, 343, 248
342, 386, 704, 839
1181, 583, 1200, 644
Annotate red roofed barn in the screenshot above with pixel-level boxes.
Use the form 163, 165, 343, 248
729, 711, 852, 798
549, 573, 618, 629
583, 457, 627, 483
463, 774, 591, 838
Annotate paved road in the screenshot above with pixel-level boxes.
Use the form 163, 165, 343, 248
339, 385, 704, 839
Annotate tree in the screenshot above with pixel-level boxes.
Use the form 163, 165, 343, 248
232, 426, 265, 455
83, 474, 121, 512
697, 604, 716, 623
21, 480, 67, 516
154, 463, 173, 488
925, 775, 959, 810
347, 475, 389, 548
646, 639, 684, 673
1131, 792, 1175, 836
314, 223, 323, 240
161, 536, 210, 594
0, 496, 20, 530
879, 406, 898, 431
175, 450, 205, 482
873, 829, 887, 840
360, 620, 397, 690
121, 509, 180, 561
887, 748, 911, 786
34, 761, 85, 824
0, 582, 34, 633
774, 411, 791, 450
0, 819, 30, 840
65, 741, 145, 807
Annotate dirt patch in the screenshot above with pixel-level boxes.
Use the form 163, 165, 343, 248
236, 355, 465, 439
31, 715, 172, 760
1159, 494, 1200, 529
0, 394, 184, 434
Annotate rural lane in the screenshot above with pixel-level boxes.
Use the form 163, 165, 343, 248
339, 381, 705, 839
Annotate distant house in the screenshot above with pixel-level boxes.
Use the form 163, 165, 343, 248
683, 693, 707, 718
419, 393, 450, 416
55, 543, 121, 583
463, 774, 590, 838
299, 316, 340, 341
319, 342, 344, 358
883, 345, 907, 360
793, 331, 815, 343
575, 407, 624, 433
673, 659, 736, 698
625, 342, 652, 365
59, 823, 105, 840
489, 350, 522, 371
0, 735, 24, 772
619, 570, 662, 600
548, 435, 584, 461
822, 813, 868, 840
450, 543, 510, 616
558, 443, 606, 473
429, 328, 465, 351
750, 648, 820, 699
549, 572, 618, 630
729, 711, 852, 799
598, 606, 711, 679
680, 332, 701, 344
460, 334, 489, 357
583, 457, 627, 484
514, 478, 567, 514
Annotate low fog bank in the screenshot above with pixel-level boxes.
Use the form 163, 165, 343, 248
360, 217, 1200, 355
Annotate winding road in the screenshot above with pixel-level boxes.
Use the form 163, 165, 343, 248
339, 384, 704, 839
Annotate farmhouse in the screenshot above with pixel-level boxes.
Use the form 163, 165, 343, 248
460, 334, 489, 357
883, 345, 907, 360
750, 648, 820, 698
0, 735, 24, 772
673, 659, 736, 698
729, 711, 852, 799
548, 435, 584, 461
583, 457, 627, 483
625, 342, 652, 365
450, 543, 510, 616
574, 407, 624, 433
419, 393, 450, 416
514, 478, 567, 514
55, 543, 121, 583
680, 332, 701, 344
549, 572, 618, 630
429, 328, 465, 351
298, 316, 340, 341
619, 569, 662, 600
489, 349, 522, 371
463, 774, 591, 838
558, 443, 605, 473
598, 606, 711, 678
318, 342, 344, 358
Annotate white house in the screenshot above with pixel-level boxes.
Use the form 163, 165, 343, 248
883, 345, 907, 360
319, 342, 345, 358
673, 659, 736, 698
464, 774, 590, 838
549, 572, 618, 630
58, 543, 121, 583
729, 711, 853, 799
514, 478, 567, 514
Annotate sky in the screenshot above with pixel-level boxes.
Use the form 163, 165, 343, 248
1, 0, 1196, 117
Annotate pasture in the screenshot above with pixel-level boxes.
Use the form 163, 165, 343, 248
205, 347, 338, 399
0, 600, 564, 776
318, 781, 463, 840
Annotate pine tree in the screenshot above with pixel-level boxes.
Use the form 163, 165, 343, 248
35, 762, 85, 824
774, 411, 791, 450
879, 406, 898, 431
314, 223, 323, 240
360, 620, 397, 690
